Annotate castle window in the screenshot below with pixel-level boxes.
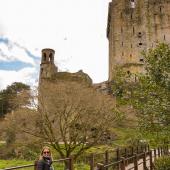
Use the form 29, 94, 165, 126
130, 0, 135, 8
133, 27, 135, 35
139, 58, 144, 62
160, 7, 162, 13
120, 12, 123, 18
131, 44, 133, 48
41, 68, 43, 74
139, 42, 143, 46
122, 52, 124, 56
131, 13, 133, 19
122, 42, 124, 47
127, 70, 130, 74
49, 53, 53, 63
43, 53, 47, 61
138, 32, 142, 38
130, 54, 132, 58
164, 35, 166, 40
121, 27, 123, 33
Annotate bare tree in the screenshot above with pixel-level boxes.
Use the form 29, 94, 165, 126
2, 80, 117, 160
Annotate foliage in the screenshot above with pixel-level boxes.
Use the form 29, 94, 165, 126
0, 82, 30, 117
154, 156, 170, 170
112, 43, 170, 143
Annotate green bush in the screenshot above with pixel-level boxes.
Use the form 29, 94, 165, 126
154, 156, 170, 170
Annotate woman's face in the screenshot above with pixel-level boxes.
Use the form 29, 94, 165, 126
42, 149, 50, 157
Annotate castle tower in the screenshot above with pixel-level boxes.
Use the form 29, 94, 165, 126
39, 48, 58, 80
107, 0, 170, 81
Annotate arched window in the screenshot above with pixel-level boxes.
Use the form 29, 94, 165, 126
43, 53, 47, 61
49, 53, 53, 63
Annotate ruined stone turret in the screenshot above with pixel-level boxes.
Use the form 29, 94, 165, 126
107, 0, 170, 81
39, 48, 92, 86
39, 48, 58, 80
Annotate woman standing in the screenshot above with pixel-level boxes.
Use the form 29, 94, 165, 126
35, 146, 53, 170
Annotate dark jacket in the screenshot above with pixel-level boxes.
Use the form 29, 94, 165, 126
36, 157, 53, 170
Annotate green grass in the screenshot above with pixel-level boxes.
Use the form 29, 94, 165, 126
0, 159, 90, 170
0, 159, 33, 169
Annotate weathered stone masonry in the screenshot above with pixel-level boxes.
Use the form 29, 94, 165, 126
107, 0, 170, 81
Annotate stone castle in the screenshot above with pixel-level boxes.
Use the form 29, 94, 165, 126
107, 0, 170, 81
39, 0, 170, 87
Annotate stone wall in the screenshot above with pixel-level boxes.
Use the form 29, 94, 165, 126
107, 0, 170, 81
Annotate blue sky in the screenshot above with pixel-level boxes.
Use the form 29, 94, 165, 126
0, 0, 111, 90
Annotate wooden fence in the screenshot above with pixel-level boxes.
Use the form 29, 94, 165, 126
2, 157, 73, 170
88, 144, 149, 170
96, 145, 169, 170
1, 144, 169, 170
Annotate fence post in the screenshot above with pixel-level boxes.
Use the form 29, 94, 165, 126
120, 157, 125, 170
149, 150, 153, 170
105, 150, 109, 170
160, 146, 163, 156
158, 147, 161, 157
166, 145, 169, 155
154, 149, 157, 159
68, 157, 74, 170
131, 146, 134, 156
134, 154, 138, 170
143, 152, 147, 170
90, 153, 95, 170
136, 146, 139, 154
116, 148, 120, 161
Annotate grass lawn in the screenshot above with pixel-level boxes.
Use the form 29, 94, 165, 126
0, 159, 90, 170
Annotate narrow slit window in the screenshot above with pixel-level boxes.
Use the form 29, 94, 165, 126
164, 35, 166, 40
133, 27, 135, 35
121, 27, 123, 33
121, 12, 123, 18
122, 42, 124, 47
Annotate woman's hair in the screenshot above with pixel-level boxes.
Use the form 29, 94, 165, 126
39, 146, 53, 160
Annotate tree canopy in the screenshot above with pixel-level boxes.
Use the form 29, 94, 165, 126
0, 82, 30, 117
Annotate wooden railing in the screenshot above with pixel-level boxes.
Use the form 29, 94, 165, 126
96, 145, 169, 170
88, 144, 149, 170
2, 157, 73, 170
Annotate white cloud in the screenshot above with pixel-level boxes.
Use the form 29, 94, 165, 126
0, 37, 37, 65
0, 67, 38, 90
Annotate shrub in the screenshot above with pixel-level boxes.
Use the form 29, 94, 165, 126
154, 156, 170, 170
